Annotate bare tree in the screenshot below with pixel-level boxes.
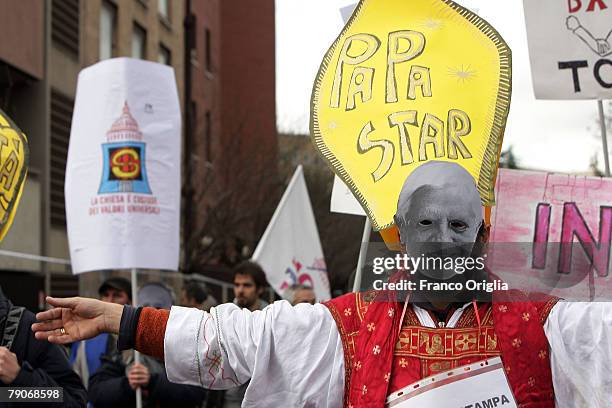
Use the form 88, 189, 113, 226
183, 111, 282, 273
499, 146, 520, 169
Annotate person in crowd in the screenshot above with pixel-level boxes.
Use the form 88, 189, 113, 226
87, 282, 206, 408
0, 286, 86, 407
286, 284, 316, 305
200, 294, 218, 313
180, 280, 208, 309
232, 261, 268, 311
69, 276, 131, 388
208, 262, 270, 408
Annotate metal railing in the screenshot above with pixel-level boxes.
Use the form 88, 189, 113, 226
0, 249, 277, 306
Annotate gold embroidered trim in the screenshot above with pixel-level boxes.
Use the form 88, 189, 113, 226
394, 326, 500, 359
539, 297, 560, 325
324, 302, 353, 407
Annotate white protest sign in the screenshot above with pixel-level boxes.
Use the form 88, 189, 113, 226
330, 175, 366, 216
339, 3, 358, 23
386, 357, 517, 408
523, 0, 612, 99
65, 58, 181, 274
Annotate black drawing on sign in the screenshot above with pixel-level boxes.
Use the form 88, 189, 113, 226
566, 16, 612, 56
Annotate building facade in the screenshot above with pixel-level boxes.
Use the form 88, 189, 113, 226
0, 0, 278, 306
183, 0, 278, 275
0, 0, 184, 307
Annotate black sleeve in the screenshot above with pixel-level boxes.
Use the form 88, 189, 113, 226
117, 305, 142, 351
9, 310, 87, 408
88, 353, 134, 408
148, 369, 207, 407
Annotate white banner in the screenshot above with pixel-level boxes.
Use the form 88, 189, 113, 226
523, 0, 612, 99
330, 175, 366, 216
252, 166, 331, 301
65, 58, 181, 274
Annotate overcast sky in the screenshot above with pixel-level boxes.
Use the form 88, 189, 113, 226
275, 0, 605, 173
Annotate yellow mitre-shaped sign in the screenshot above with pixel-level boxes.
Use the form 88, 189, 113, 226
0, 109, 28, 241
311, 0, 511, 231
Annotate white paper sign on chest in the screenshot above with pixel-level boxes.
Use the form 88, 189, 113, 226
386, 357, 517, 408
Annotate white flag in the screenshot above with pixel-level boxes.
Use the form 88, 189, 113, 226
65, 58, 181, 274
252, 166, 331, 301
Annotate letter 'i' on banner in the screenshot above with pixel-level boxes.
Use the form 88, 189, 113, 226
65, 58, 181, 274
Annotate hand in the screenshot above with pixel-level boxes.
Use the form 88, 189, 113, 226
0, 347, 20, 384
31, 297, 123, 344
566, 16, 581, 31
596, 39, 611, 55
127, 363, 150, 390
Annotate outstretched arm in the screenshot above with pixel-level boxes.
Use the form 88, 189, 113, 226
32, 297, 123, 343
160, 301, 345, 403
566, 16, 610, 56
32, 297, 172, 359
32, 297, 345, 406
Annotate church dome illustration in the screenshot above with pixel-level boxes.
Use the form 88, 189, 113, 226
98, 101, 151, 195
106, 101, 143, 141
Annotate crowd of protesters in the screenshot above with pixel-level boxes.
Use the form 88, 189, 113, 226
0, 261, 315, 407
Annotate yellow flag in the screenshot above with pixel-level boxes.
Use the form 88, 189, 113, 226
311, 0, 511, 230
0, 109, 29, 241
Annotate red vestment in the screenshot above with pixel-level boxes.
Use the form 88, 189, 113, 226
324, 291, 559, 408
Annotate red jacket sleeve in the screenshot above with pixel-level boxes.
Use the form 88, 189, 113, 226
135, 307, 170, 359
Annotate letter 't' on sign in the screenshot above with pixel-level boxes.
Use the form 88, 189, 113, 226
311, 0, 511, 231
0, 109, 29, 241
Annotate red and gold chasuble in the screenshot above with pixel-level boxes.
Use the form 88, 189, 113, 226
324, 291, 559, 408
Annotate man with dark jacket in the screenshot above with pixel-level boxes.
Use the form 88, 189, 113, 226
88, 282, 206, 408
88, 349, 206, 408
69, 276, 132, 388
0, 286, 87, 407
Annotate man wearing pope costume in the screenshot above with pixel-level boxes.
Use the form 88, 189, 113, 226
33, 0, 612, 407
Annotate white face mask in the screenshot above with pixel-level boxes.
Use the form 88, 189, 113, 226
395, 162, 483, 281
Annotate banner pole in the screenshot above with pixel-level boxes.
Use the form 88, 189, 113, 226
598, 100, 610, 177
352, 218, 372, 293
130, 268, 142, 408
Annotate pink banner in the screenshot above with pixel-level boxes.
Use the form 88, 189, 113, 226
489, 169, 612, 300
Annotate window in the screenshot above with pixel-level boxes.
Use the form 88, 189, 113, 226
205, 28, 212, 72
205, 110, 212, 162
158, 44, 171, 65
50, 90, 74, 227
132, 24, 147, 59
100, 1, 117, 60
52, 0, 80, 56
158, 0, 169, 19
